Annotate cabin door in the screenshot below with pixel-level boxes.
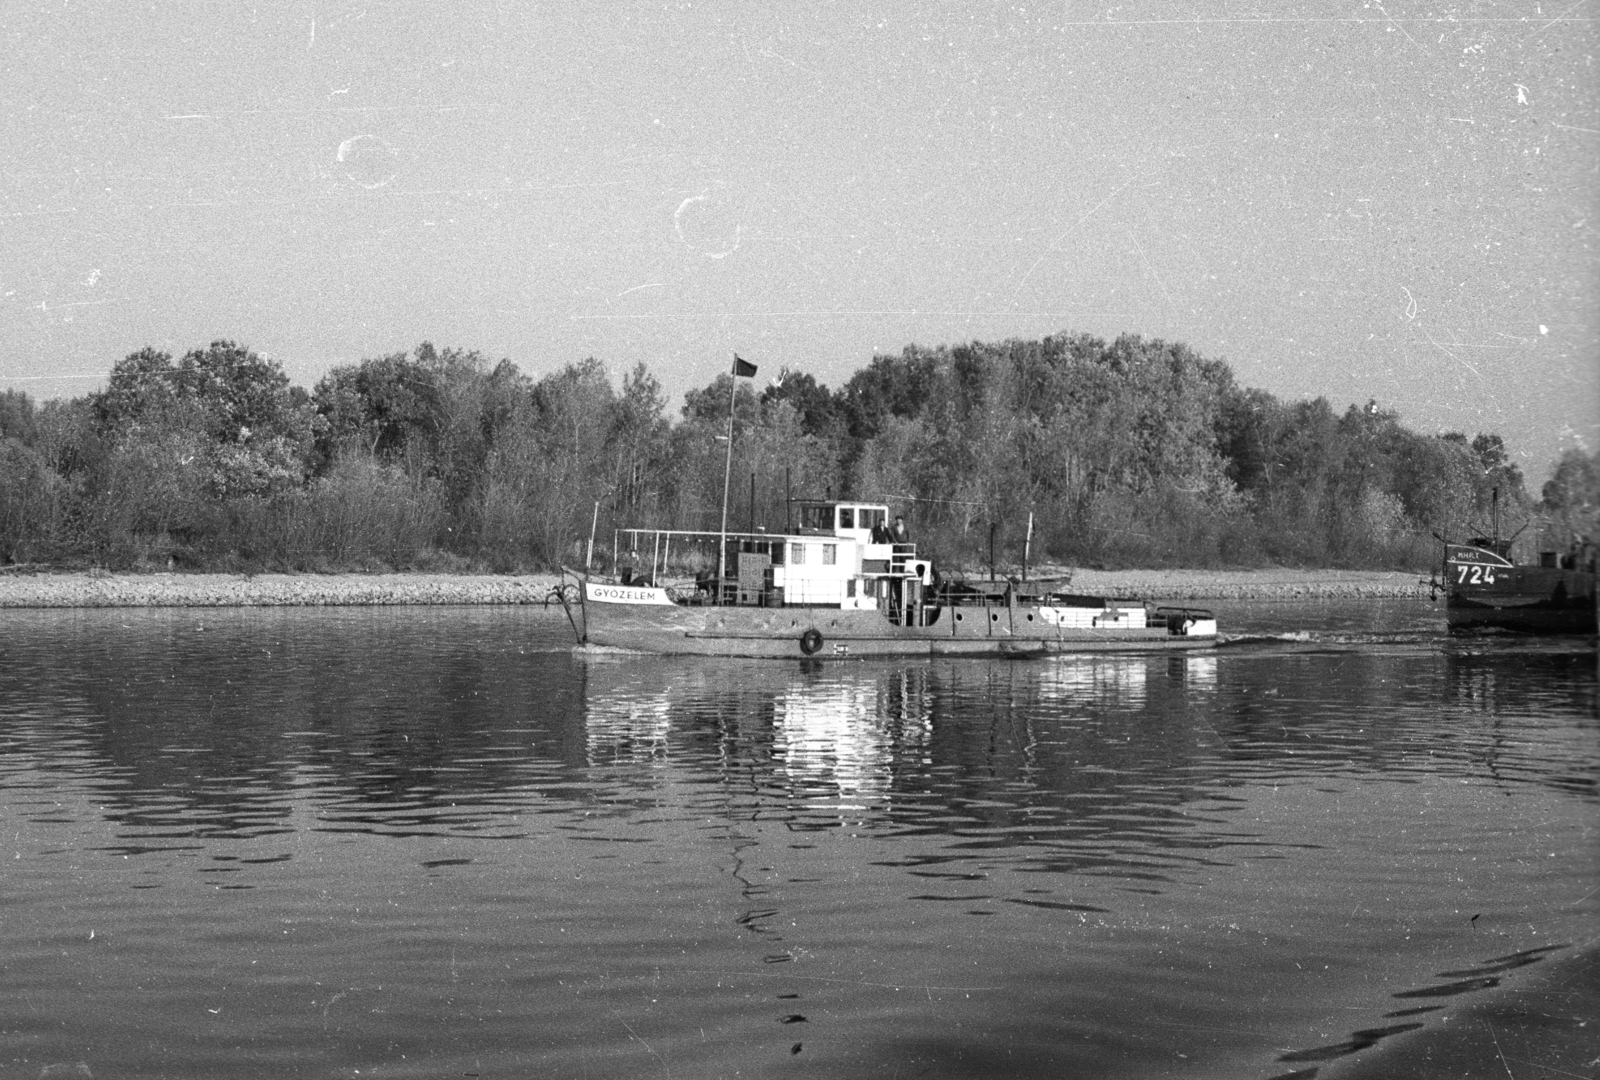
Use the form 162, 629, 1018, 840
903, 579, 921, 626
881, 578, 920, 627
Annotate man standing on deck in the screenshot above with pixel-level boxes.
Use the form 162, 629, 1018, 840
891, 515, 911, 544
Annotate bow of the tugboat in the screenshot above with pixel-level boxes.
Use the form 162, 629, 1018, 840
558, 567, 588, 644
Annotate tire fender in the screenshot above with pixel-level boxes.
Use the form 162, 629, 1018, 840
799, 628, 824, 655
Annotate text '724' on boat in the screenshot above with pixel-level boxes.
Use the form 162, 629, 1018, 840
574, 500, 1217, 659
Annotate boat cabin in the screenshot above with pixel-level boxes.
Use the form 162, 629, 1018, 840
724, 500, 931, 623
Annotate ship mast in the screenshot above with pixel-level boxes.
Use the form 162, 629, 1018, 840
718, 354, 757, 603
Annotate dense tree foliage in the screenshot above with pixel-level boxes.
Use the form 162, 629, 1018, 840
1539, 448, 1600, 550
0, 331, 1578, 574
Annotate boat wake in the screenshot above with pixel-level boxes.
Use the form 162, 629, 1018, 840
1218, 630, 1440, 652
572, 642, 650, 658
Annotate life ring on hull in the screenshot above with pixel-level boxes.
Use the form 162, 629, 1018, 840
799, 629, 824, 655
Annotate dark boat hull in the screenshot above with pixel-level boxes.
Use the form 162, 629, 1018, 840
1444, 556, 1597, 635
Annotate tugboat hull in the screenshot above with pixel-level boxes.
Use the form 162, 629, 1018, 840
580, 582, 1218, 659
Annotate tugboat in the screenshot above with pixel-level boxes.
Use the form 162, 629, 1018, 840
573, 499, 1217, 659
1440, 532, 1597, 634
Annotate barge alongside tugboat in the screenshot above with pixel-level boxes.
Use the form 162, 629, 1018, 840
574, 499, 1217, 659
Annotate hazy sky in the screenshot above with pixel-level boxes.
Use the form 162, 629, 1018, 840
3, 2, 1595, 478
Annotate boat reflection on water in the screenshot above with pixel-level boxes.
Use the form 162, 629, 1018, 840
576, 642, 1596, 805
1181, 652, 1219, 690
772, 674, 931, 812
1036, 655, 1149, 706
582, 666, 676, 764
1441, 640, 1598, 714
583, 657, 935, 815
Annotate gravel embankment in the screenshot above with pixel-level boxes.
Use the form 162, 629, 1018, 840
0, 568, 1430, 607
0, 572, 571, 608
1063, 568, 1430, 601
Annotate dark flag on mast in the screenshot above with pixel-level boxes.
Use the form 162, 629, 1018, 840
732, 354, 757, 378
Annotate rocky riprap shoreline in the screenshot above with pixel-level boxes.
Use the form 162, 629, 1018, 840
0, 572, 572, 608
0, 568, 1430, 608
1065, 568, 1431, 601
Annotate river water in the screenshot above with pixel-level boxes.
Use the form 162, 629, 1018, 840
1, 600, 1594, 1079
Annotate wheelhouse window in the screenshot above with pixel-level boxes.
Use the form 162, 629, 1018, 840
822, 544, 837, 565
838, 507, 855, 529
799, 506, 831, 532
861, 508, 886, 533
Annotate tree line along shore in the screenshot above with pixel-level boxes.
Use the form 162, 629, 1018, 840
2, 333, 1595, 579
